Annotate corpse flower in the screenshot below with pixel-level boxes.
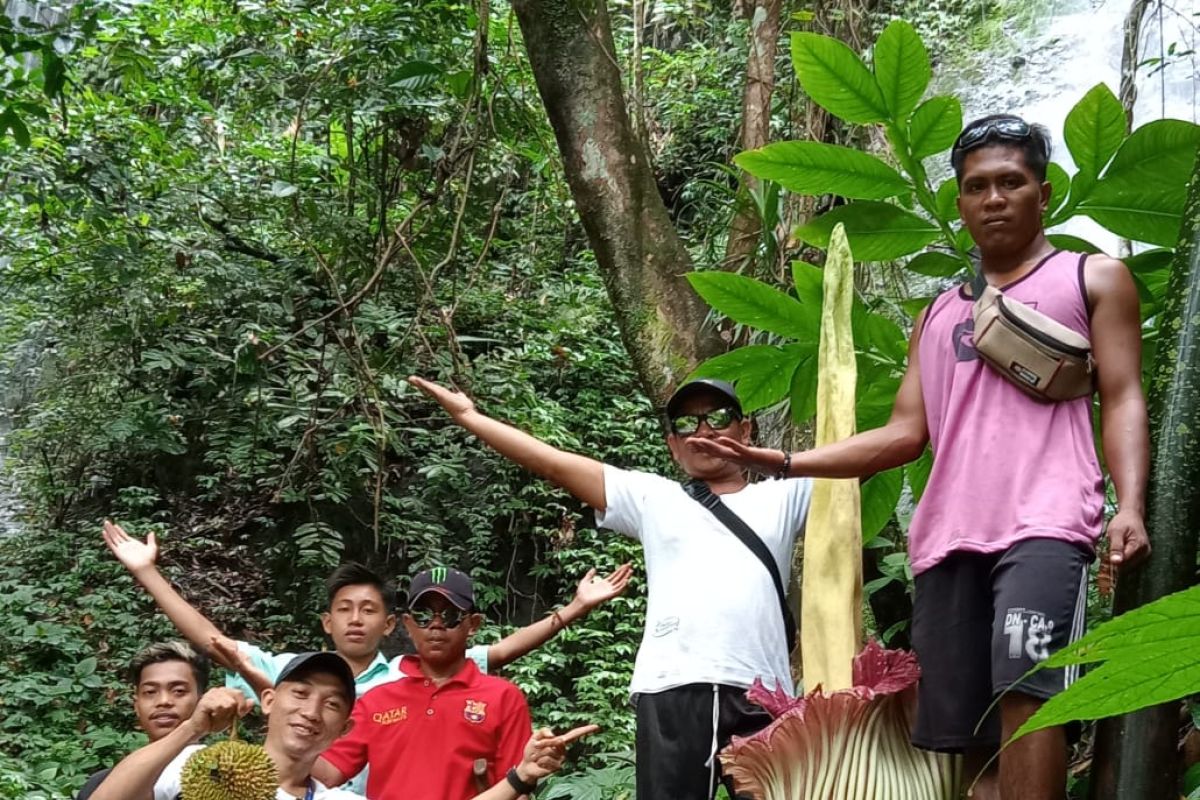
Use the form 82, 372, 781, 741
719, 641, 960, 799
717, 225, 959, 799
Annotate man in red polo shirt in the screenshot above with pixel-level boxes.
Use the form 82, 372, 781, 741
312, 568, 533, 799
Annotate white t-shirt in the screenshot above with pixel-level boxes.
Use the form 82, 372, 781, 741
153, 744, 364, 799
596, 466, 811, 696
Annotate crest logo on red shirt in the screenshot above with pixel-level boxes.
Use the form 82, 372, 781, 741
464, 699, 487, 723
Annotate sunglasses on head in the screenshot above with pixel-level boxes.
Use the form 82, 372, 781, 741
669, 406, 741, 436
953, 118, 1049, 159
408, 607, 468, 628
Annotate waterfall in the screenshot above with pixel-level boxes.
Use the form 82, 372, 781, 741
930, 0, 1199, 254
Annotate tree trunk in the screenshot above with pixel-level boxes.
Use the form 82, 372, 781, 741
512, 0, 726, 405
1089, 147, 1200, 800
724, 0, 782, 272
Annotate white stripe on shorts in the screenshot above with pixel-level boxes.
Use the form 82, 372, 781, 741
1064, 565, 1089, 689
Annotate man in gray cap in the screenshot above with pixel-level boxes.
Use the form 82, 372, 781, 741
408, 375, 812, 800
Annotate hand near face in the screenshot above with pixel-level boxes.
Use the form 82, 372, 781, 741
184, 687, 253, 738
684, 436, 785, 476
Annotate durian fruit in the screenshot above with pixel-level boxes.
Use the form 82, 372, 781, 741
180, 739, 278, 800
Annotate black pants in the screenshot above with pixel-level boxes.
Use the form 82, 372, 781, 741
635, 683, 771, 800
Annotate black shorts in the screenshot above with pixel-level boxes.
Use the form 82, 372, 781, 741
635, 683, 771, 800
910, 537, 1092, 752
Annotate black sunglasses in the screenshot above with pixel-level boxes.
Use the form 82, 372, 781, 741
408, 607, 468, 628
953, 118, 1049, 159
669, 406, 742, 436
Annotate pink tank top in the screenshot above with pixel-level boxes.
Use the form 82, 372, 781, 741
908, 250, 1104, 574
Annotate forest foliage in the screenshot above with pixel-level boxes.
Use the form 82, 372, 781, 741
1, 0, 1197, 798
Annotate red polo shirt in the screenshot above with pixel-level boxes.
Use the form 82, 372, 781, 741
321, 656, 531, 800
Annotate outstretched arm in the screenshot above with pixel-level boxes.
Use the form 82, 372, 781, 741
688, 310, 931, 478
486, 564, 632, 670
90, 688, 251, 800
471, 725, 600, 800
408, 376, 608, 510
102, 521, 239, 669
1088, 254, 1150, 567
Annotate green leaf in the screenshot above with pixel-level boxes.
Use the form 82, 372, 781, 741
900, 296, 934, 318
734, 142, 909, 199
687, 272, 818, 341
908, 96, 962, 159
1124, 248, 1173, 304
1079, 183, 1185, 248
1045, 234, 1100, 253
794, 202, 940, 261
389, 61, 443, 92
1045, 162, 1071, 216
861, 467, 902, 541
935, 178, 959, 221
42, 50, 65, 98
1101, 119, 1200, 185
906, 251, 964, 277
905, 447, 934, 502
1013, 584, 1200, 738
0, 107, 30, 147
690, 344, 812, 413
1063, 84, 1126, 183
791, 260, 824, 306
791, 32, 888, 124
872, 20, 930, 119
789, 351, 818, 423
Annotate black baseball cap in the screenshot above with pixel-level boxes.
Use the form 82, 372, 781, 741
665, 378, 743, 420
276, 652, 356, 707
408, 566, 474, 611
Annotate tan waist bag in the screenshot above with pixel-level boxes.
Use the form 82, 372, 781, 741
971, 275, 1094, 402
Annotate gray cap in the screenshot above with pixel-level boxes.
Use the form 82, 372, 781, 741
276, 651, 356, 707
666, 378, 743, 419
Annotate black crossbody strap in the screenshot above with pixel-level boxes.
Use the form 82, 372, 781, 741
682, 479, 797, 653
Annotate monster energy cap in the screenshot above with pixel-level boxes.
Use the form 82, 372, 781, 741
408, 566, 474, 611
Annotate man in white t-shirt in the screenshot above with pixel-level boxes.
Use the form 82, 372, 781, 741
409, 375, 812, 800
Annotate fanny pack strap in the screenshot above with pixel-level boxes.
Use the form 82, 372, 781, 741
682, 479, 797, 653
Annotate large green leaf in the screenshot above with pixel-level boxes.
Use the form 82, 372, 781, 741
734, 142, 909, 199
1044, 162, 1071, 217
908, 96, 962, 160
687, 272, 818, 341
1063, 83, 1126, 191
872, 20, 929, 119
906, 251, 964, 277
861, 467, 903, 541
1092, 118, 1200, 201
935, 178, 959, 221
689, 344, 813, 413
791, 32, 888, 124
1013, 584, 1200, 739
789, 350, 819, 423
1124, 248, 1173, 304
1079, 183, 1185, 248
905, 447, 934, 503
791, 260, 824, 306
1045, 234, 1100, 253
794, 202, 940, 260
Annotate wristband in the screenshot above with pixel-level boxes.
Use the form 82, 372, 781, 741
773, 450, 792, 480
551, 608, 568, 629
506, 766, 538, 795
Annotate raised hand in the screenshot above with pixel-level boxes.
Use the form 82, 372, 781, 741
407, 375, 476, 419
686, 435, 787, 476
574, 564, 633, 611
102, 519, 159, 574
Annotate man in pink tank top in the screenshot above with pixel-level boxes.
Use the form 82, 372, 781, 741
690, 115, 1150, 800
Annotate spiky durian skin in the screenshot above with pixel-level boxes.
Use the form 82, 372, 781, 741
180, 740, 278, 800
